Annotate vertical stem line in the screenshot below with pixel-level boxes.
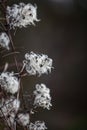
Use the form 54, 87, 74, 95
7, 29, 19, 72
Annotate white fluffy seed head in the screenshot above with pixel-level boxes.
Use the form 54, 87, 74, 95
0, 32, 10, 50
6, 3, 39, 29
0, 72, 19, 94
23, 51, 53, 76
29, 121, 47, 130
17, 113, 30, 126
33, 84, 52, 110
0, 97, 20, 117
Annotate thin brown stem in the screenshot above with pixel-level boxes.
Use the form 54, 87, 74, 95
7, 29, 20, 72
2, 51, 20, 58
0, 17, 6, 21
0, 21, 7, 31
0, 62, 23, 71
21, 73, 27, 77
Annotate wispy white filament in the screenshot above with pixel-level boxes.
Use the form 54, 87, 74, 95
23, 51, 53, 76
33, 84, 52, 110
0, 97, 20, 117
0, 32, 10, 50
29, 121, 47, 130
17, 113, 30, 126
0, 72, 19, 94
6, 3, 39, 29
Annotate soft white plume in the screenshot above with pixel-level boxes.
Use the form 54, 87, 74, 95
33, 84, 52, 110
0, 32, 10, 50
0, 72, 19, 94
17, 113, 30, 126
6, 3, 39, 29
23, 51, 53, 76
29, 121, 47, 130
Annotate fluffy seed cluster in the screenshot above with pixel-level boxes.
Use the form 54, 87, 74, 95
29, 121, 47, 130
17, 113, 30, 126
0, 1, 53, 130
0, 32, 10, 50
0, 72, 19, 94
23, 51, 53, 76
6, 3, 39, 29
33, 84, 52, 110
0, 97, 20, 117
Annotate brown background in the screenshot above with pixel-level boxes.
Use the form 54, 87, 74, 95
0, 0, 87, 130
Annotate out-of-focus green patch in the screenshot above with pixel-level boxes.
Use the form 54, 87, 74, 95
0, 122, 4, 130
67, 117, 87, 130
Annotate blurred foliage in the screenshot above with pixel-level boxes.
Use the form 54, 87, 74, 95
67, 118, 87, 130
0, 122, 4, 130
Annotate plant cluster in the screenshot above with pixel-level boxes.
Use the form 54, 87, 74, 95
0, 1, 53, 130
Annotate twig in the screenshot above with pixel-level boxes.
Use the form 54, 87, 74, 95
0, 22, 7, 31
0, 62, 23, 71
2, 51, 20, 58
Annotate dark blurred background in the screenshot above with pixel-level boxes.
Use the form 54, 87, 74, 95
0, 0, 87, 130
